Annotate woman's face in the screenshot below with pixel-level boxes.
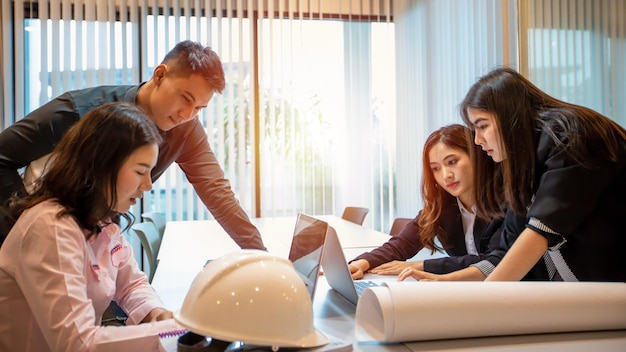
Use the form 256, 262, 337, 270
114, 143, 159, 213
428, 142, 473, 202
467, 107, 505, 162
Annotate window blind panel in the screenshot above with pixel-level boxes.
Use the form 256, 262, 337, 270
276, 0, 286, 217
131, 0, 141, 83
104, 0, 114, 84
284, 0, 293, 217
187, 0, 207, 220
169, 0, 189, 226
37, 0, 49, 105
393, 0, 508, 224
488, 0, 501, 65
256, 0, 271, 216
225, 0, 236, 216
214, 2, 227, 222
61, 0, 72, 93
0, 1, 13, 129
143, 0, 163, 220
182, 0, 190, 39
13, 2, 26, 117
84, 2, 95, 87
199, 3, 216, 220
237, 0, 249, 214
318, 1, 331, 219
613, 0, 625, 125
161, 1, 171, 57
140, 0, 156, 218
379, 0, 395, 232
191, 0, 200, 39
260, 1, 273, 217
236, 1, 250, 216
74, 0, 85, 89
393, 0, 427, 223
563, 0, 575, 103
247, 0, 259, 217
464, 1, 475, 99
591, 0, 602, 113
9, 0, 404, 234
112, 0, 133, 85
49, 0, 61, 97
169, 0, 178, 40
254, 1, 396, 229
288, 0, 297, 218
342, 20, 374, 226
259, 0, 275, 216
371, 1, 390, 231
520, 0, 626, 127
119, 0, 128, 84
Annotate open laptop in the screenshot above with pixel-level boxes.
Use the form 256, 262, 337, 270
321, 226, 380, 305
287, 213, 329, 302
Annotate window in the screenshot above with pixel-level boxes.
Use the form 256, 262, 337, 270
519, 0, 626, 125
7, 0, 621, 234
12, 1, 398, 232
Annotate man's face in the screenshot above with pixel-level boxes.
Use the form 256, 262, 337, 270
149, 69, 215, 131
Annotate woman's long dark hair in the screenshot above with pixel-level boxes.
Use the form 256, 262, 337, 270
460, 66, 626, 218
9, 102, 162, 239
418, 124, 477, 251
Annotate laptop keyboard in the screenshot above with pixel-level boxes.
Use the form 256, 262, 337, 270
354, 280, 379, 296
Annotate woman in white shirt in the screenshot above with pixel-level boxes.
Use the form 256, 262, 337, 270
0, 102, 181, 351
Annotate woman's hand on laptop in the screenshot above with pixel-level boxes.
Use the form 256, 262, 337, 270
397, 268, 441, 282
370, 261, 424, 276
349, 259, 370, 280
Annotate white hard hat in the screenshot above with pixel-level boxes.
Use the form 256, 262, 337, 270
174, 250, 329, 350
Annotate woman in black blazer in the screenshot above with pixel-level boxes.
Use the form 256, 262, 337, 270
349, 124, 504, 279
400, 68, 625, 283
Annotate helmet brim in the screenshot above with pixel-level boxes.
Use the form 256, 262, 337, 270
174, 311, 329, 349
232, 328, 329, 349
296, 328, 329, 348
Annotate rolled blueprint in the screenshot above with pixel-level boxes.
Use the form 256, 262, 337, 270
355, 281, 626, 342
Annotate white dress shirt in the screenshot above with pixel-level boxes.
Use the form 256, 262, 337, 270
457, 198, 479, 256
0, 200, 179, 352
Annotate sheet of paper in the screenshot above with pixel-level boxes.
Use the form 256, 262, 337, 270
355, 281, 626, 342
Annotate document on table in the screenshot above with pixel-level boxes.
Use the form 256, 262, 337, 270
355, 281, 626, 343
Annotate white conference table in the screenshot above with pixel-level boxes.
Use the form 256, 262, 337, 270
151, 215, 626, 352
152, 215, 430, 351
152, 215, 403, 307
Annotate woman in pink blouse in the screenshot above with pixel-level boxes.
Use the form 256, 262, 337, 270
0, 102, 181, 351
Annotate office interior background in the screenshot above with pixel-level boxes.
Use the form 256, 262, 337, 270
0, 0, 624, 235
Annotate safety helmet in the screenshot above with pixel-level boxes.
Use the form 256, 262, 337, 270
174, 250, 329, 350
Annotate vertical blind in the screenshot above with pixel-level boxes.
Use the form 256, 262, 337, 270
1, 0, 623, 235
519, 0, 625, 126
4, 0, 401, 232
392, 0, 514, 215
256, 1, 396, 232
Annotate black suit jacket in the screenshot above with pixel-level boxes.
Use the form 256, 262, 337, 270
351, 202, 503, 274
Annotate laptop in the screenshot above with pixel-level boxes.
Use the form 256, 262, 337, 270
287, 213, 329, 302
321, 226, 380, 305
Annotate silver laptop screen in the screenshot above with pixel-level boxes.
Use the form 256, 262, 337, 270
288, 213, 328, 300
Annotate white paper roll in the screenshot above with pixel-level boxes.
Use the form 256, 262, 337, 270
355, 281, 626, 342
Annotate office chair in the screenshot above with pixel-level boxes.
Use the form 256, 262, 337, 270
341, 206, 369, 225
130, 222, 162, 283
389, 217, 412, 236
141, 211, 166, 240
